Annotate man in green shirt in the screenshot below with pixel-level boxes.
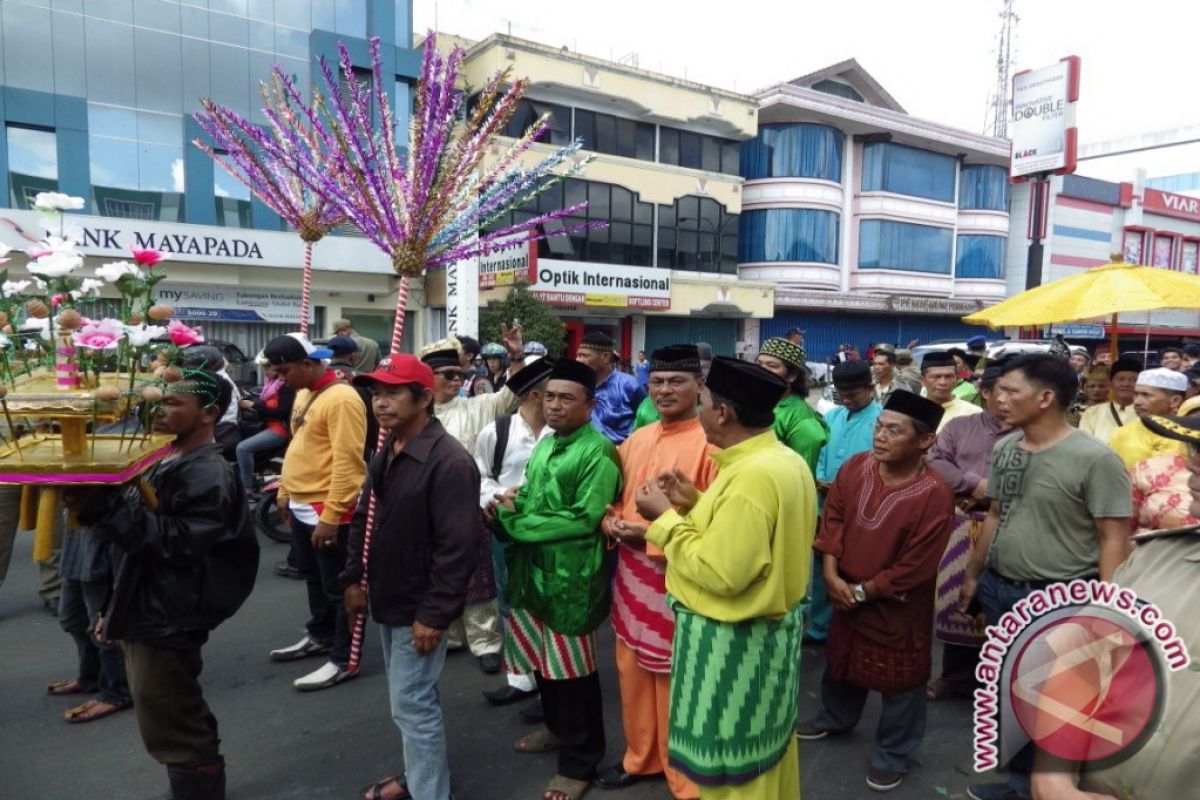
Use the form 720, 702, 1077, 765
492, 358, 622, 800
755, 336, 828, 473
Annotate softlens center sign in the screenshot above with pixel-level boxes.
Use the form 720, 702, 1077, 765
1011, 58, 1080, 178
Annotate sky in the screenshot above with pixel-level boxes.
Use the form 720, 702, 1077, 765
415, 0, 1200, 183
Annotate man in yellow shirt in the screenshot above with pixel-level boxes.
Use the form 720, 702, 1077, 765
1078, 358, 1139, 444
634, 357, 816, 800
921, 352, 982, 432
1109, 367, 1187, 468
263, 334, 368, 691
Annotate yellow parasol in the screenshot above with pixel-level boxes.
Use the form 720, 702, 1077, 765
962, 256, 1200, 357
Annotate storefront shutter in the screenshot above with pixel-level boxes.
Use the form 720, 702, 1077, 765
644, 317, 739, 357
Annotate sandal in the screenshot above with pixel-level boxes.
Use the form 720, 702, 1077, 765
47, 678, 86, 696
543, 774, 589, 800
63, 698, 131, 724
515, 728, 561, 753
361, 775, 409, 800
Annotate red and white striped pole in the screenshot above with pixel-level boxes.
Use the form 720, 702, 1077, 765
299, 240, 314, 337
347, 275, 409, 673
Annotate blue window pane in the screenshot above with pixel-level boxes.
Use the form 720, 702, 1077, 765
955, 235, 1006, 279
858, 220, 953, 273
89, 135, 140, 189
7, 126, 59, 179
959, 164, 1010, 211
861, 142, 956, 202
138, 144, 184, 192
7, 126, 59, 209
737, 209, 840, 264
136, 111, 183, 146
214, 163, 250, 201
89, 104, 137, 139
741, 123, 843, 182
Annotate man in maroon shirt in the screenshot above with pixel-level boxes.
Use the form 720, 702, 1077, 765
797, 391, 955, 793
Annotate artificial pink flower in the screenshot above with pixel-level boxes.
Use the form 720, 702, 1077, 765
131, 248, 165, 267
167, 319, 204, 346
72, 317, 125, 350
51, 294, 65, 308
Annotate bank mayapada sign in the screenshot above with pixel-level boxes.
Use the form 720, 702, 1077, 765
1010, 56, 1080, 179
478, 243, 670, 310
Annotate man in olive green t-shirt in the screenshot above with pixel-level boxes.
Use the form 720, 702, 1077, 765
959, 354, 1131, 800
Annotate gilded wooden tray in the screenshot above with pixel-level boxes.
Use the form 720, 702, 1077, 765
4, 370, 154, 419
0, 433, 175, 486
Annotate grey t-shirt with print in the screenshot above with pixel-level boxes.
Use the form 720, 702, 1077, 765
987, 430, 1131, 581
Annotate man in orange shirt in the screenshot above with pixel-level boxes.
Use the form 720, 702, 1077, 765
595, 345, 719, 798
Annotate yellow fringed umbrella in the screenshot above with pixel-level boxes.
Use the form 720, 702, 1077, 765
963, 257, 1200, 356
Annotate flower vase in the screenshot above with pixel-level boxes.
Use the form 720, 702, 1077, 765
54, 332, 80, 392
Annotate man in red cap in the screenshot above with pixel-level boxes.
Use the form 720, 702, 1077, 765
341, 355, 482, 800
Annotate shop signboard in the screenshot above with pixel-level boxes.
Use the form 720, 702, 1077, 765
1011, 57, 1080, 178
1142, 189, 1200, 224
478, 236, 537, 289
156, 283, 305, 323
529, 260, 671, 311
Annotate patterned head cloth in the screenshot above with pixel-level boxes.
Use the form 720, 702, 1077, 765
578, 331, 616, 354
1142, 412, 1200, 444
420, 336, 462, 369
759, 337, 807, 372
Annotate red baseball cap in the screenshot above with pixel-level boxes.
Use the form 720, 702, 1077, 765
351, 354, 434, 390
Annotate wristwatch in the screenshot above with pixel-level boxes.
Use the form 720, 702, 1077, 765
851, 583, 868, 604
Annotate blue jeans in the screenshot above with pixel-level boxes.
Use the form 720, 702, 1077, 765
235, 429, 288, 487
380, 625, 451, 800
290, 517, 351, 668
977, 570, 1036, 795
806, 562, 832, 640
815, 668, 926, 773
59, 576, 131, 706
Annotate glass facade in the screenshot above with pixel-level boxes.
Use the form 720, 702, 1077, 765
6, 125, 59, 209
955, 235, 1006, 279
738, 209, 839, 264
858, 220, 953, 273
959, 165, 1009, 211
486, 177, 737, 274
0, 0, 414, 228
861, 141, 956, 202
741, 123, 843, 182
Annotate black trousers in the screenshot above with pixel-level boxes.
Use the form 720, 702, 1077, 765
122, 640, 220, 766
535, 671, 606, 781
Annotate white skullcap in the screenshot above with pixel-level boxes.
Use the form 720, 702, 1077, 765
1136, 367, 1188, 393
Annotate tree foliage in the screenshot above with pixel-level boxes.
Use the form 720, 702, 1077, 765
479, 281, 566, 357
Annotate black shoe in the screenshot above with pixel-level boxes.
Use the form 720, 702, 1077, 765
479, 653, 502, 674
795, 721, 832, 740
594, 763, 652, 790
519, 699, 544, 724
483, 685, 538, 706
274, 559, 303, 579
42, 598, 59, 616
866, 766, 904, 792
166, 758, 225, 800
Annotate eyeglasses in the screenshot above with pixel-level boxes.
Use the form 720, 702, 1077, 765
435, 370, 464, 381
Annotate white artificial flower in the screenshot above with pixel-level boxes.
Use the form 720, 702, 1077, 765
33, 278, 47, 292
33, 192, 85, 212
2, 280, 31, 298
20, 316, 51, 339
0, 332, 10, 350
94, 261, 141, 283
28, 251, 83, 278
28, 235, 80, 257
25, 339, 41, 352
0, 243, 13, 258
123, 323, 168, 347
76, 278, 105, 297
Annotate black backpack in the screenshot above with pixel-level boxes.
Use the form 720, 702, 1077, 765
491, 414, 513, 480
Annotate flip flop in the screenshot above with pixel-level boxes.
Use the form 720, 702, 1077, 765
361, 775, 409, 800
543, 774, 589, 800
63, 698, 131, 724
515, 728, 561, 753
47, 678, 85, 696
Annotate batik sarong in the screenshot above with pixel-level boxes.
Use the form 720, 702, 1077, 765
666, 598, 804, 787
933, 511, 986, 646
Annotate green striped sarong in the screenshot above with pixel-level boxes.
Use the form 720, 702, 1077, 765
667, 598, 805, 787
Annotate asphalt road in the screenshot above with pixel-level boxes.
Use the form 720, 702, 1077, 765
0, 532, 993, 800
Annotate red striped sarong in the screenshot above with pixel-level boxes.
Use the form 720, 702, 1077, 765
504, 607, 598, 680
610, 545, 674, 673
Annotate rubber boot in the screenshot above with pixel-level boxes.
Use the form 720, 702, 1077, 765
165, 758, 225, 800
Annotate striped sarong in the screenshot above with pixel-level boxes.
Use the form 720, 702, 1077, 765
934, 511, 987, 646
610, 545, 673, 673
667, 598, 804, 788
504, 606, 598, 680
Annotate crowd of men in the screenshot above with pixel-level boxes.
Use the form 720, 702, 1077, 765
9, 321, 1200, 800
